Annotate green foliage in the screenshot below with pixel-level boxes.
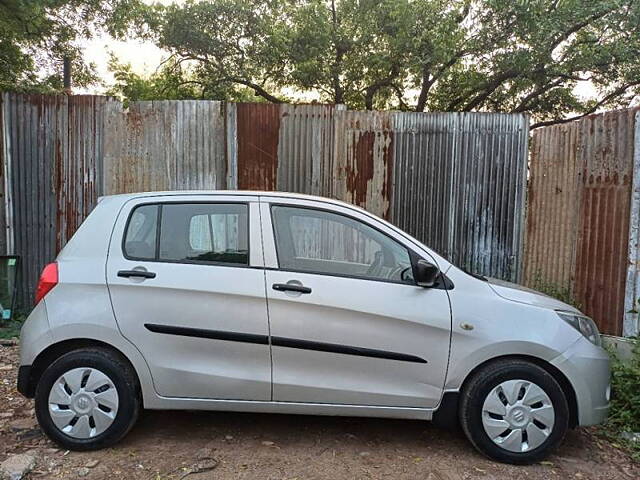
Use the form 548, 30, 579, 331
530, 273, 581, 309
133, 0, 640, 124
0, 0, 143, 93
106, 55, 265, 106
0, 315, 23, 340
603, 338, 640, 459
106, 55, 201, 106
3, 0, 639, 124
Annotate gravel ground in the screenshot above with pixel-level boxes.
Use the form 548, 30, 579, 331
1, 343, 638, 480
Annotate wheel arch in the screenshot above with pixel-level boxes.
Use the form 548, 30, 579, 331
435, 354, 578, 429
21, 338, 142, 399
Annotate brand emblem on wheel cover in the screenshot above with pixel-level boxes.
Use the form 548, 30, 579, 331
512, 410, 525, 423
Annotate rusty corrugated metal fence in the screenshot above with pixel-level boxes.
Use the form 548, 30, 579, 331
0, 95, 109, 306
1, 92, 529, 310
525, 108, 640, 336
103, 100, 227, 193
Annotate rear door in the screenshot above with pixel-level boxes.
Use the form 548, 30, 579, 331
261, 197, 452, 408
106, 194, 271, 401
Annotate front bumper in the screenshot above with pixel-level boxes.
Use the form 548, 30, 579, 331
551, 336, 610, 426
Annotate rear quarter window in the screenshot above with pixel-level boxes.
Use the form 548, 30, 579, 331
123, 204, 158, 260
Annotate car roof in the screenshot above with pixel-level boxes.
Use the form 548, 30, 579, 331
99, 190, 364, 211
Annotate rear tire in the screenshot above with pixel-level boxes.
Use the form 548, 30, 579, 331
459, 359, 569, 464
35, 348, 140, 450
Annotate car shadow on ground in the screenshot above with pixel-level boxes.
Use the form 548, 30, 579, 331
95, 409, 635, 480
123, 408, 584, 462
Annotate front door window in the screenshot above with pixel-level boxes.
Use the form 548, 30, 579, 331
271, 206, 413, 283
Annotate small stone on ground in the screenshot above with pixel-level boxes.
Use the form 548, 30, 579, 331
0, 454, 36, 480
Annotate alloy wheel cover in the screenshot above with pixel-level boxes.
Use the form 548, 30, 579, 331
48, 367, 119, 439
481, 379, 555, 453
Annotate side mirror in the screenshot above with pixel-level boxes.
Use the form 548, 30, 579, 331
414, 259, 440, 288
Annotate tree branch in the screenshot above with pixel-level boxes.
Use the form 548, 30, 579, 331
512, 77, 564, 113
363, 65, 400, 109
530, 81, 640, 129
224, 76, 283, 103
457, 68, 519, 111
330, 0, 345, 104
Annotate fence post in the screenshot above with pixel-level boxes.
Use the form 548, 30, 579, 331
624, 112, 640, 337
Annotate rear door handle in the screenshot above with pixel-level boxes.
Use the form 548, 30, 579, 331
118, 270, 156, 279
272, 283, 312, 294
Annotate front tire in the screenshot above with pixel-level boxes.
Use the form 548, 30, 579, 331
459, 359, 569, 464
35, 348, 140, 450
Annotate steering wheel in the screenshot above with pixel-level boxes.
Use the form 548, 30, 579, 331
398, 265, 413, 282
366, 250, 385, 278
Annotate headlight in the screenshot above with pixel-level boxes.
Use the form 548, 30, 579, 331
556, 311, 601, 346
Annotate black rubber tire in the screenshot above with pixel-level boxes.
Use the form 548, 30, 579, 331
459, 359, 569, 465
34, 348, 140, 451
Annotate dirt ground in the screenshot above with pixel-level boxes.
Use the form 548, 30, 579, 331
1, 343, 638, 480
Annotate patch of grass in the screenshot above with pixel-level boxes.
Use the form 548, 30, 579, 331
0, 313, 25, 340
600, 337, 640, 461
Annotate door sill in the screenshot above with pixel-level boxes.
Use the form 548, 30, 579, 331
145, 396, 433, 420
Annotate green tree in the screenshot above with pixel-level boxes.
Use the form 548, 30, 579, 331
105, 55, 262, 105
134, 0, 640, 125
0, 0, 142, 92
147, 0, 290, 103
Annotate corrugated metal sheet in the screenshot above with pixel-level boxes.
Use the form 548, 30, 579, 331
390, 113, 528, 281
333, 110, 395, 219
236, 103, 280, 190
524, 122, 581, 290
0, 93, 108, 307
525, 108, 639, 335
59, 96, 109, 249
455, 113, 529, 281
277, 104, 342, 195
0, 94, 7, 256
104, 100, 227, 194
391, 113, 457, 259
624, 112, 640, 336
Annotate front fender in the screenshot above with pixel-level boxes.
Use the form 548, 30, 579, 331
444, 339, 567, 391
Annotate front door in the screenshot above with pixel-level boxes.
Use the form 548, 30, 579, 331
106, 195, 271, 400
261, 199, 452, 408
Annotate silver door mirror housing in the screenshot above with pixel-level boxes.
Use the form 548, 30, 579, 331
414, 259, 440, 287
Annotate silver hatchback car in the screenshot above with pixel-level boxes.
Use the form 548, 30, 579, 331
18, 191, 609, 464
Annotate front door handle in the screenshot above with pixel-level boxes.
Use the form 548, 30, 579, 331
272, 283, 312, 294
118, 270, 156, 279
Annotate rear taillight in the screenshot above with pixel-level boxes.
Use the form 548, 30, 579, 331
35, 262, 58, 304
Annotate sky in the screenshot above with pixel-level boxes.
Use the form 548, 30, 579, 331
80, 36, 168, 93
78, 0, 173, 93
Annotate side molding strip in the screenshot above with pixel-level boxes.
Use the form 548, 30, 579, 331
144, 324, 427, 364
144, 324, 268, 345
270, 336, 427, 364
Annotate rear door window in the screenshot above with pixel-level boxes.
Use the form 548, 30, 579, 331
123, 203, 249, 266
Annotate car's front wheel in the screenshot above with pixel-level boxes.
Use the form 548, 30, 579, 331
34, 347, 140, 450
459, 358, 569, 464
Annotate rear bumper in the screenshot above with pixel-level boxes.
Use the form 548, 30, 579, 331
551, 337, 610, 426
16, 365, 33, 398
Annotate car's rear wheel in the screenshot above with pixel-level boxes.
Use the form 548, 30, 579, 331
35, 348, 140, 450
459, 358, 569, 464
